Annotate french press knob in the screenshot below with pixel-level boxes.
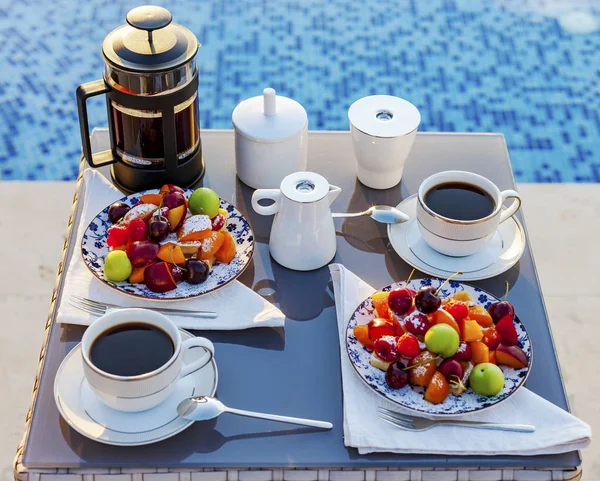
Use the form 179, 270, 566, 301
126, 5, 172, 43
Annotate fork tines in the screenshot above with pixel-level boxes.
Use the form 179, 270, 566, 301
377, 407, 416, 429
68, 296, 108, 316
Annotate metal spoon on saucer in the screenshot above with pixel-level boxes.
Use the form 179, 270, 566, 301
177, 396, 333, 429
332, 205, 410, 224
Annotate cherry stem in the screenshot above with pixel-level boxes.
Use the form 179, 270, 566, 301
169, 246, 186, 271
402, 355, 440, 371
435, 271, 463, 296
405, 268, 415, 286
503, 281, 509, 301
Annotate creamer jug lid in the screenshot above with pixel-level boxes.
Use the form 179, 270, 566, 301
280, 172, 330, 203
232, 88, 308, 142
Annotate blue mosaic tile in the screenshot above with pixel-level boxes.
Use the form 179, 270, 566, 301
0, 0, 599, 181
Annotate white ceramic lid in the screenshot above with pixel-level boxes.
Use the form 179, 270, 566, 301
232, 88, 308, 142
348, 95, 421, 138
280, 171, 330, 203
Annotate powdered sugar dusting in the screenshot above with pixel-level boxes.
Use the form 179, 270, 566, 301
201, 233, 218, 252
159, 232, 202, 247
178, 215, 211, 239
123, 204, 157, 223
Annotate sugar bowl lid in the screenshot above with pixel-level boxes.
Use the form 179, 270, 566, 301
348, 95, 421, 138
232, 88, 308, 142
102, 6, 199, 72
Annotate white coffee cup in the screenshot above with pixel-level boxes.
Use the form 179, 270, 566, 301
348, 95, 420, 189
416, 171, 522, 257
81, 308, 214, 412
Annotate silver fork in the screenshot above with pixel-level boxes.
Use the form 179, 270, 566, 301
69, 295, 218, 319
378, 407, 535, 433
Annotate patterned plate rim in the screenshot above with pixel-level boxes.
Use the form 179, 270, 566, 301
81, 190, 255, 301
345, 280, 533, 417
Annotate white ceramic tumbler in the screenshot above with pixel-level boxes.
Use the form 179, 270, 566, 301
348, 95, 420, 190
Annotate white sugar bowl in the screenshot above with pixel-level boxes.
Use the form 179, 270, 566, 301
232, 88, 308, 189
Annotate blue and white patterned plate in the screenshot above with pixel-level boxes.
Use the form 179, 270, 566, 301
346, 279, 532, 417
81, 189, 254, 300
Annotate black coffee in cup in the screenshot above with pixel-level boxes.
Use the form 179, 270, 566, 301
90, 323, 174, 377
424, 182, 496, 221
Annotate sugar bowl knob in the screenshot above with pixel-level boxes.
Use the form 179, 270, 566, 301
263, 88, 277, 116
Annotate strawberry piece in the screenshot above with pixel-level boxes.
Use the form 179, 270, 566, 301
211, 214, 226, 231
374, 335, 401, 362
495, 314, 519, 345
127, 218, 148, 242
397, 333, 421, 358
107, 225, 129, 248
444, 301, 468, 321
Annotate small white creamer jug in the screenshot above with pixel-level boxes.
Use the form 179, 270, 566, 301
251, 172, 341, 271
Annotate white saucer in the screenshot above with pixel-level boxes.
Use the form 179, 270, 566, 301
54, 329, 218, 446
387, 195, 526, 281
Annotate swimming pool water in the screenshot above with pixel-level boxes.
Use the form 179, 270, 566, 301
0, 0, 598, 181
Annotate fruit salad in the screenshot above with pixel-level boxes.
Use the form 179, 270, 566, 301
103, 184, 237, 293
353, 280, 529, 405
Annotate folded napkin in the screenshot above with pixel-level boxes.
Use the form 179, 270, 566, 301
56, 169, 285, 330
329, 263, 591, 456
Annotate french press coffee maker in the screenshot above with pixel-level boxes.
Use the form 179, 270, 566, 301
77, 6, 204, 192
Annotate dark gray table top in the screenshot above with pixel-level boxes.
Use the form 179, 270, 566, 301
22, 130, 580, 469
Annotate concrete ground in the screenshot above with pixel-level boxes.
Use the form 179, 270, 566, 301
0, 182, 598, 480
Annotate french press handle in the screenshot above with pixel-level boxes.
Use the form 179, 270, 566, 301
76, 80, 117, 168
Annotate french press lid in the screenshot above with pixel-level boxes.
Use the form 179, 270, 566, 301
102, 5, 199, 72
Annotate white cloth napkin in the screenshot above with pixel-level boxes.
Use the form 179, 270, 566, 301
329, 263, 591, 456
56, 169, 285, 330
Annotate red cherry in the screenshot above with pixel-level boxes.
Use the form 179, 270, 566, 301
368, 318, 396, 341
489, 301, 515, 323
438, 359, 465, 382
451, 341, 472, 362
374, 335, 401, 362
404, 311, 432, 336
211, 213, 225, 231
127, 218, 148, 242
388, 287, 414, 316
396, 333, 421, 358
444, 302, 468, 321
107, 225, 129, 248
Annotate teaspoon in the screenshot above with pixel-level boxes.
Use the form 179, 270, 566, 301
177, 396, 333, 429
332, 205, 410, 224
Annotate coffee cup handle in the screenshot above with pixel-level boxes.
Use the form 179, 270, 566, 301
499, 190, 522, 224
179, 338, 214, 378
